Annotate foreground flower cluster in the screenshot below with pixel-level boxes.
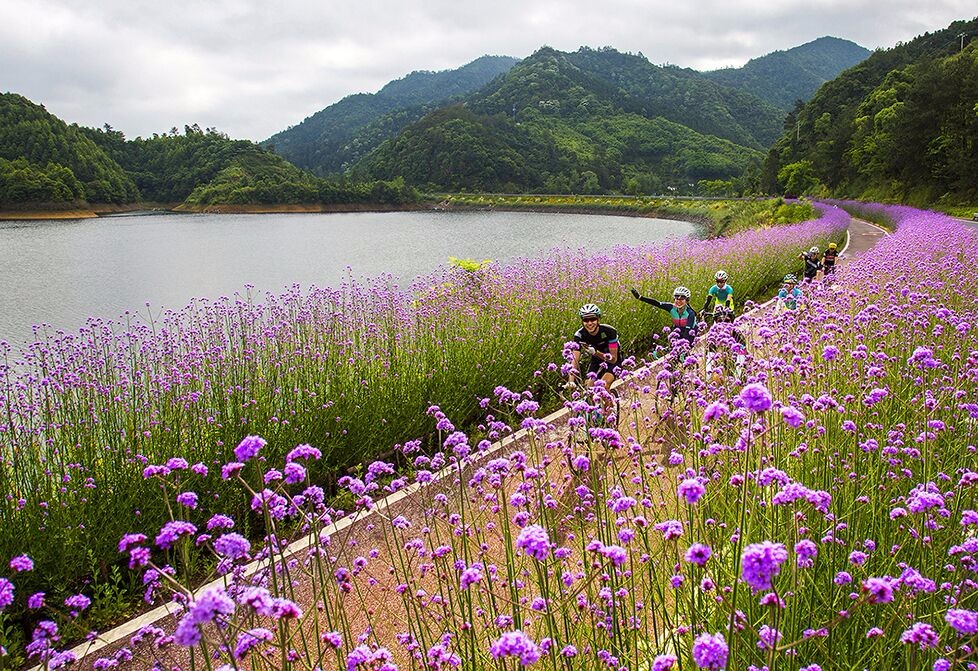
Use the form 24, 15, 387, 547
0, 207, 843, 618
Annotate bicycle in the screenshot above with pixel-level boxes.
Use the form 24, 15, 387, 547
562, 371, 621, 431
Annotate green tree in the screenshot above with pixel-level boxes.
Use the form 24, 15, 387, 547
777, 160, 821, 196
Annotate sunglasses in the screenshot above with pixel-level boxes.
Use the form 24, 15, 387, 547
582, 317, 598, 323
673, 295, 687, 301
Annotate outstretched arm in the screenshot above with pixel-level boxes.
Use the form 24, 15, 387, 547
631, 288, 664, 309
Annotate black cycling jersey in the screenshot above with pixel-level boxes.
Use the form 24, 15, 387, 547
573, 324, 620, 378
822, 249, 838, 273
801, 252, 822, 279
574, 323, 619, 352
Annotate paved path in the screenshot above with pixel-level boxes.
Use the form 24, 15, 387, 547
844, 217, 889, 257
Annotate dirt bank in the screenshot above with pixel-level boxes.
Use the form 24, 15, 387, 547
172, 202, 429, 214
0, 202, 427, 220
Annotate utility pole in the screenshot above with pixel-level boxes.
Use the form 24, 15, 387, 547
959, 32, 967, 51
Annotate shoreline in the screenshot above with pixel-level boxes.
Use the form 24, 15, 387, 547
436, 202, 713, 225
0, 201, 712, 222
0, 202, 429, 220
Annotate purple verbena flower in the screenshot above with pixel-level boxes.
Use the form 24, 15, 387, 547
213, 533, 251, 560
945, 609, 978, 635
862, 577, 895, 604
233, 435, 266, 462
10, 554, 34, 572
741, 541, 788, 592
516, 525, 551, 561
677, 478, 706, 504
154, 521, 197, 549
899, 622, 939, 649
489, 630, 541, 665
684, 543, 712, 567
0, 579, 14, 610
692, 632, 728, 669
739, 383, 772, 413
287, 444, 322, 462
233, 628, 273, 660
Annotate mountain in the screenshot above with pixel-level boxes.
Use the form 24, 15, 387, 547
703, 36, 871, 111
473, 46, 787, 149
762, 17, 978, 203
266, 39, 868, 194
350, 46, 787, 193
0, 93, 138, 205
262, 55, 519, 175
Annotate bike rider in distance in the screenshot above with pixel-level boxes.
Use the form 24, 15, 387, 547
798, 246, 822, 282
630, 285, 699, 349
567, 303, 620, 396
703, 270, 734, 319
710, 305, 746, 345
822, 242, 839, 277
778, 274, 802, 311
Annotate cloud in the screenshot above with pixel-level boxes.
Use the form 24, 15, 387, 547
1, 0, 974, 141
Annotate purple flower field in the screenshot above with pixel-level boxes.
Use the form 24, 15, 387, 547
0, 205, 853, 667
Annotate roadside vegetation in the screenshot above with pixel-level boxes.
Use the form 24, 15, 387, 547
438, 194, 816, 237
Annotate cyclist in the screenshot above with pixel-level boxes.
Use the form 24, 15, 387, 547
630, 285, 699, 346
568, 303, 620, 391
703, 270, 734, 315
822, 242, 839, 276
778, 274, 802, 310
798, 246, 822, 282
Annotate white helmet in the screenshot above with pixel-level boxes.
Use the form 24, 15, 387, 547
579, 303, 601, 318
673, 286, 691, 299
809, 246, 820, 254
714, 270, 728, 282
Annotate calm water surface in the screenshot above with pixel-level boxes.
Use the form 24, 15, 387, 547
0, 210, 695, 344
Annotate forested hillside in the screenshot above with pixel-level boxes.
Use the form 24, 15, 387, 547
262, 55, 518, 175
0, 93, 138, 205
351, 46, 777, 193
763, 18, 978, 204
703, 36, 870, 111
474, 47, 786, 149
267, 40, 866, 195
82, 124, 265, 203
0, 94, 419, 209
84, 125, 418, 206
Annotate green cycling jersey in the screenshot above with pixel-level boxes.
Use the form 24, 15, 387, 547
704, 283, 734, 312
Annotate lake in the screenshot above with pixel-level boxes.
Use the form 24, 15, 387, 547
0, 209, 696, 344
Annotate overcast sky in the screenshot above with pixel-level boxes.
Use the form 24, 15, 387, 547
2, 0, 974, 142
